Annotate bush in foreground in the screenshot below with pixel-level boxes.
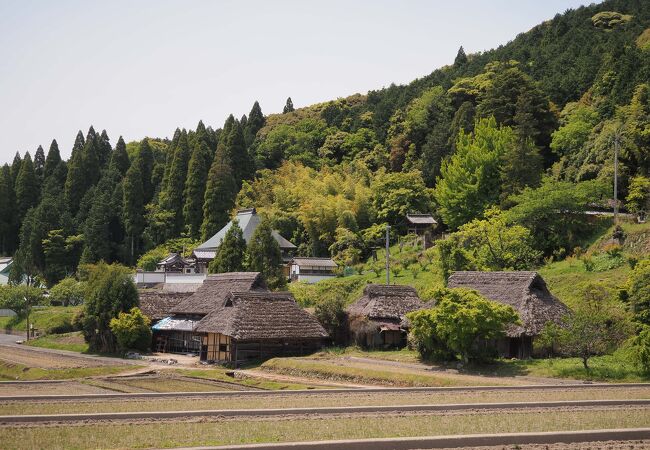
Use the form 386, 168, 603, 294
110, 307, 152, 352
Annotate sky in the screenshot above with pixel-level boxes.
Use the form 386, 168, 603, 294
0, 0, 596, 164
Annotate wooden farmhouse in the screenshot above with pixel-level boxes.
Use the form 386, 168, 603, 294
144, 272, 327, 365
347, 284, 429, 348
447, 271, 570, 359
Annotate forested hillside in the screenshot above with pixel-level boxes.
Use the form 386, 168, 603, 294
1, 0, 650, 286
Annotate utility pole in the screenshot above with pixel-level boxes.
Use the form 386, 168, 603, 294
385, 224, 391, 285
614, 127, 621, 225
24, 296, 30, 342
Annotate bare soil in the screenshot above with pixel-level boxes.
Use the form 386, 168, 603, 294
0, 381, 114, 396
0, 346, 110, 369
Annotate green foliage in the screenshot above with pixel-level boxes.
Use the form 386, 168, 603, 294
209, 220, 246, 273
407, 288, 519, 363
314, 295, 347, 344
626, 175, 650, 219
78, 263, 139, 353
48, 278, 86, 307
109, 307, 152, 352
283, 97, 295, 114
0, 285, 45, 321
371, 170, 432, 229
201, 148, 237, 241
437, 209, 541, 281
136, 237, 200, 271
15, 152, 39, 222
637, 29, 650, 51
434, 118, 515, 229
591, 11, 633, 30
557, 283, 631, 369
159, 130, 190, 235
246, 219, 286, 290
628, 325, 650, 373
621, 259, 650, 326
183, 141, 212, 239
505, 177, 609, 255
123, 158, 145, 263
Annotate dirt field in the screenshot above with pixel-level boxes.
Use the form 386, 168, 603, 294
1, 408, 648, 449
0, 346, 113, 369
3, 386, 650, 415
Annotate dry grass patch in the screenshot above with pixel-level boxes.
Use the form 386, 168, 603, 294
0, 361, 139, 381
2, 408, 649, 449
260, 357, 517, 387
2, 387, 650, 416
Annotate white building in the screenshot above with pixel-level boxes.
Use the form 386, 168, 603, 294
289, 257, 338, 284
0, 257, 13, 285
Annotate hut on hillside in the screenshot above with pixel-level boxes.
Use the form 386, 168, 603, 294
195, 291, 328, 363
347, 284, 428, 348
447, 271, 570, 359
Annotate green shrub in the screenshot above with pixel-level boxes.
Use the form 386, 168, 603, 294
49, 278, 86, 306
109, 307, 152, 352
407, 288, 519, 363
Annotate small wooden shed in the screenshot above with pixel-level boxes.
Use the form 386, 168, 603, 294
347, 284, 427, 348
447, 271, 570, 359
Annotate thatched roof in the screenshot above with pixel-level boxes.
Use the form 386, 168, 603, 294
171, 272, 268, 315
139, 291, 192, 321
195, 291, 328, 340
447, 271, 570, 337
347, 284, 426, 322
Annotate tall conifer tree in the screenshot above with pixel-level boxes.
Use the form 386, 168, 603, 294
209, 219, 246, 273
34, 146, 45, 184
138, 138, 155, 205
0, 165, 17, 254
201, 148, 237, 240
44, 140, 62, 179
244, 101, 265, 147
225, 120, 254, 186
283, 97, 295, 114
110, 136, 131, 176
65, 130, 89, 215
10, 152, 22, 186
247, 219, 286, 289
160, 130, 190, 235
15, 152, 39, 221
123, 160, 145, 262
184, 141, 212, 239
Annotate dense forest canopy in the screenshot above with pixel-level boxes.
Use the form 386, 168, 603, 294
2, 0, 650, 286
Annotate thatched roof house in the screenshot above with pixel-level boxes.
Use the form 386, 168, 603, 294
139, 283, 203, 322
172, 272, 267, 315
347, 284, 428, 348
149, 272, 327, 364
447, 271, 569, 358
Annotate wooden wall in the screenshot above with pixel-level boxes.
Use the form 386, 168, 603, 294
202, 333, 232, 362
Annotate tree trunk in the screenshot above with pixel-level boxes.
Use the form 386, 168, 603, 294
582, 355, 589, 370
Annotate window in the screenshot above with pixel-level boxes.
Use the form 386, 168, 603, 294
219, 344, 228, 352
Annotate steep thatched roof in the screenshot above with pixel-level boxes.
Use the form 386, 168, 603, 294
447, 271, 570, 337
171, 272, 268, 315
347, 284, 426, 322
195, 291, 328, 340
139, 291, 192, 321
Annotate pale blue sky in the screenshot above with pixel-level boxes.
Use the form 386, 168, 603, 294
0, 0, 595, 164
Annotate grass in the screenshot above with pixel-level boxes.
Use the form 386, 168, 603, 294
3, 386, 650, 416
24, 331, 88, 353
0, 306, 81, 334
174, 368, 319, 390
260, 357, 509, 387
3, 409, 648, 449
0, 360, 139, 381
317, 346, 422, 364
